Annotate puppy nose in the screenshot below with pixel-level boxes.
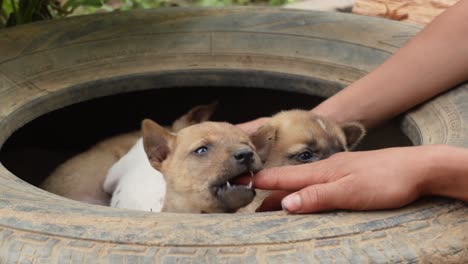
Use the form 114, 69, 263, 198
233, 149, 254, 165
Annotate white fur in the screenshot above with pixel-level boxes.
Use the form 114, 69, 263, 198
316, 118, 327, 131
103, 138, 166, 212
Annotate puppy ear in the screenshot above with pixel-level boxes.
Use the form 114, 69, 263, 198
171, 101, 218, 132
341, 122, 366, 150
250, 125, 276, 162
142, 119, 175, 169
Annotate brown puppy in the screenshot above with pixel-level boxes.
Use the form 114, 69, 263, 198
40, 102, 217, 206
237, 109, 365, 212
141, 120, 271, 213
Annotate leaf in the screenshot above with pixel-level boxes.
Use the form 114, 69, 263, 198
0, 0, 6, 27
23, 0, 44, 23
2, 0, 14, 14
8, 0, 19, 24
63, 0, 102, 10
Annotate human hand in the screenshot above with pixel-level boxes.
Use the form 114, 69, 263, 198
236, 117, 270, 135
251, 146, 436, 213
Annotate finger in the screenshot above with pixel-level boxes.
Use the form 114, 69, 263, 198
255, 191, 290, 212
252, 161, 338, 191
281, 181, 349, 213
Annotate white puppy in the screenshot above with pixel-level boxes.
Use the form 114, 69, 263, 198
103, 138, 166, 212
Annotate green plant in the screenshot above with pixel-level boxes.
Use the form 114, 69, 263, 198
1, 0, 52, 27
1, 0, 295, 28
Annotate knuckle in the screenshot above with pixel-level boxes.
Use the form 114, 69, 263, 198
268, 167, 288, 189
301, 186, 323, 212
330, 151, 350, 160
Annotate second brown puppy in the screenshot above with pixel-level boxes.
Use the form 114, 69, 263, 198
237, 109, 365, 213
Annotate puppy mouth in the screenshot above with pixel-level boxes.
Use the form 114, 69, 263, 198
215, 170, 255, 190
210, 169, 257, 212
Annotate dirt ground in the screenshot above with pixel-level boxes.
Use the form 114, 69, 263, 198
285, 0, 459, 25
352, 0, 459, 25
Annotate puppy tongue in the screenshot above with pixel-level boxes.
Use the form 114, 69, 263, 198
231, 172, 254, 186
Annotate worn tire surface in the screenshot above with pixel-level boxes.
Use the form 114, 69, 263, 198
0, 7, 467, 263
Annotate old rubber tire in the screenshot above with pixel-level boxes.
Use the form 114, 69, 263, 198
0, 7, 467, 263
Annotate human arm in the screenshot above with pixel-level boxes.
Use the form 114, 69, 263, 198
252, 144, 468, 213
313, 0, 468, 127
238, 2, 468, 213
238, 1, 468, 131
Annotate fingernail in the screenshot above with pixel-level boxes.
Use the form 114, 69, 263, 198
281, 194, 301, 212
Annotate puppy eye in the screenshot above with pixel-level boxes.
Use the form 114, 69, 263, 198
296, 150, 318, 163
194, 146, 208, 155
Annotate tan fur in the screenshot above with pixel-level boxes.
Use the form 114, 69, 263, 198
40, 131, 140, 205
237, 110, 365, 212
142, 121, 269, 213
40, 102, 217, 205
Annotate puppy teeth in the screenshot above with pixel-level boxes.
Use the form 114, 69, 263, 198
227, 181, 231, 188
250, 171, 254, 178
248, 181, 252, 189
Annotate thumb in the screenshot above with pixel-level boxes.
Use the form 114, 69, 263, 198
281, 181, 347, 213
